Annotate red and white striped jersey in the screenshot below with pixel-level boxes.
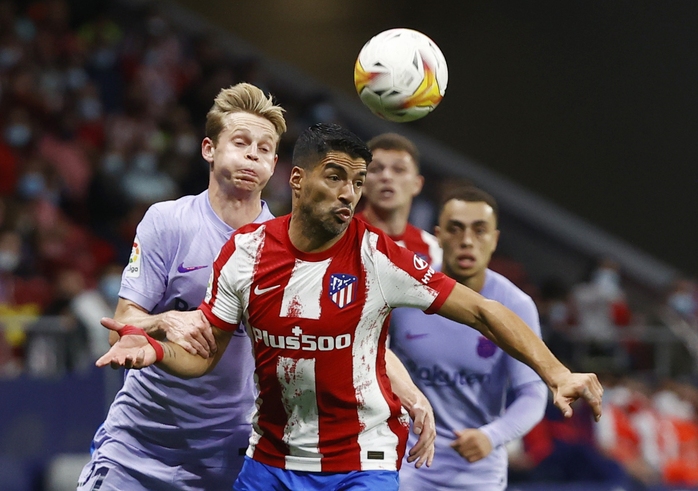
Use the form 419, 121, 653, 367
200, 215, 456, 472
356, 212, 442, 270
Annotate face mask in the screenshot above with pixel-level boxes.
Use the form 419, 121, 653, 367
92, 47, 116, 69
0, 46, 22, 69
133, 152, 157, 173
99, 274, 122, 304
4, 124, 32, 147
548, 302, 568, 325
102, 152, 125, 174
66, 67, 88, 90
592, 268, 620, 294
0, 251, 20, 272
17, 172, 46, 199
79, 97, 102, 121
669, 293, 696, 317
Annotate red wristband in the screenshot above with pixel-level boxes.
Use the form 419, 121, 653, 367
118, 325, 164, 362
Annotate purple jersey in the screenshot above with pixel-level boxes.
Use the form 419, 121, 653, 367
390, 269, 546, 490
100, 191, 273, 479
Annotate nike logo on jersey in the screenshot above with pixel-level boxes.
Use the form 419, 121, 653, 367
405, 332, 429, 340
254, 284, 281, 295
177, 262, 208, 273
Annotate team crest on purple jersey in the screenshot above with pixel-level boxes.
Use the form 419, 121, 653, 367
329, 273, 357, 308
476, 336, 497, 358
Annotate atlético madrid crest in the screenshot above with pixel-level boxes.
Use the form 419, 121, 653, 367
329, 273, 357, 308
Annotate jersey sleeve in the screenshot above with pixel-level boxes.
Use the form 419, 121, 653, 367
373, 232, 456, 313
198, 236, 243, 332
505, 294, 544, 388
119, 204, 173, 312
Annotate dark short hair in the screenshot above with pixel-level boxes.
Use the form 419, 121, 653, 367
367, 133, 420, 171
439, 186, 499, 223
292, 123, 372, 169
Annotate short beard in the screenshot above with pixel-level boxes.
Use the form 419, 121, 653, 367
297, 201, 350, 244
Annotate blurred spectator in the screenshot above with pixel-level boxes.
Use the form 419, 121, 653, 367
24, 268, 90, 376
537, 276, 575, 366
571, 257, 632, 371
508, 398, 638, 489
652, 379, 698, 486
665, 278, 698, 322
595, 375, 660, 486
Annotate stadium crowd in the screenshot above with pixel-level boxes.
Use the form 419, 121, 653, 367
1, 0, 698, 488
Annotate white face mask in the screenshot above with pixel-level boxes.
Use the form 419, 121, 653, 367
592, 268, 620, 294
0, 251, 20, 272
4, 123, 32, 147
669, 292, 696, 317
99, 274, 122, 305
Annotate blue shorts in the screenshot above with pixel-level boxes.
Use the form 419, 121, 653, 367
233, 456, 399, 491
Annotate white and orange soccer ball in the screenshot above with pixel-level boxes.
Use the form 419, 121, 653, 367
354, 28, 448, 123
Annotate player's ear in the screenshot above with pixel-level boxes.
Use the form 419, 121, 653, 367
412, 174, 425, 197
434, 225, 443, 247
289, 166, 304, 196
202, 137, 215, 164
491, 229, 500, 252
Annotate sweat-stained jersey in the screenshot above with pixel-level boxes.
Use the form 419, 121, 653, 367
356, 212, 442, 270
199, 215, 456, 473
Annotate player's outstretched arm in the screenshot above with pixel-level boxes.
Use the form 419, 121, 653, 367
110, 298, 217, 358
96, 317, 231, 378
437, 283, 603, 421
385, 349, 435, 468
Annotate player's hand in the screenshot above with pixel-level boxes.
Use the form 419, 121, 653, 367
96, 318, 158, 369
158, 310, 215, 358
405, 394, 436, 468
450, 428, 493, 463
551, 371, 604, 421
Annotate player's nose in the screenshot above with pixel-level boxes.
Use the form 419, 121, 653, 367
338, 181, 358, 203
246, 143, 259, 161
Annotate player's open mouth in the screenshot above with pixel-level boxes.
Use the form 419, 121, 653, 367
456, 253, 476, 268
335, 208, 352, 221
379, 188, 394, 198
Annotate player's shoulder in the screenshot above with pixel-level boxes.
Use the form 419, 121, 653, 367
352, 216, 393, 248
144, 192, 204, 226
226, 215, 286, 254
414, 225, 439, 246
235, 214, 284, 236
485, 269, 535, 307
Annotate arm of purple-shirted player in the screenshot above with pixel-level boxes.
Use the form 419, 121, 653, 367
436, 283, 604, 421
107, 298, 217, 358
385, 348, 435, 468
96, 317, 232, 377
450, 381, 547, 463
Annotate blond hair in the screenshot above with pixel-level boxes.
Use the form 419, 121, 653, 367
205, 83, 287, 145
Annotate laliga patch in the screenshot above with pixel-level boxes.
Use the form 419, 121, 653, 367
204, 269, 214, 303
329, 273, 357, 308
125, 236, 142, 278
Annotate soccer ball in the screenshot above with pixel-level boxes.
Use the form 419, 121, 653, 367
354, 28, 448, 123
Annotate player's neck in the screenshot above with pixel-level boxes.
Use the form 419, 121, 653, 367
362, 205, 409, 237
449, 268, 486, 293
207, 187, 263, 230
463, 274, 485, 293
288, 213, 346, 253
